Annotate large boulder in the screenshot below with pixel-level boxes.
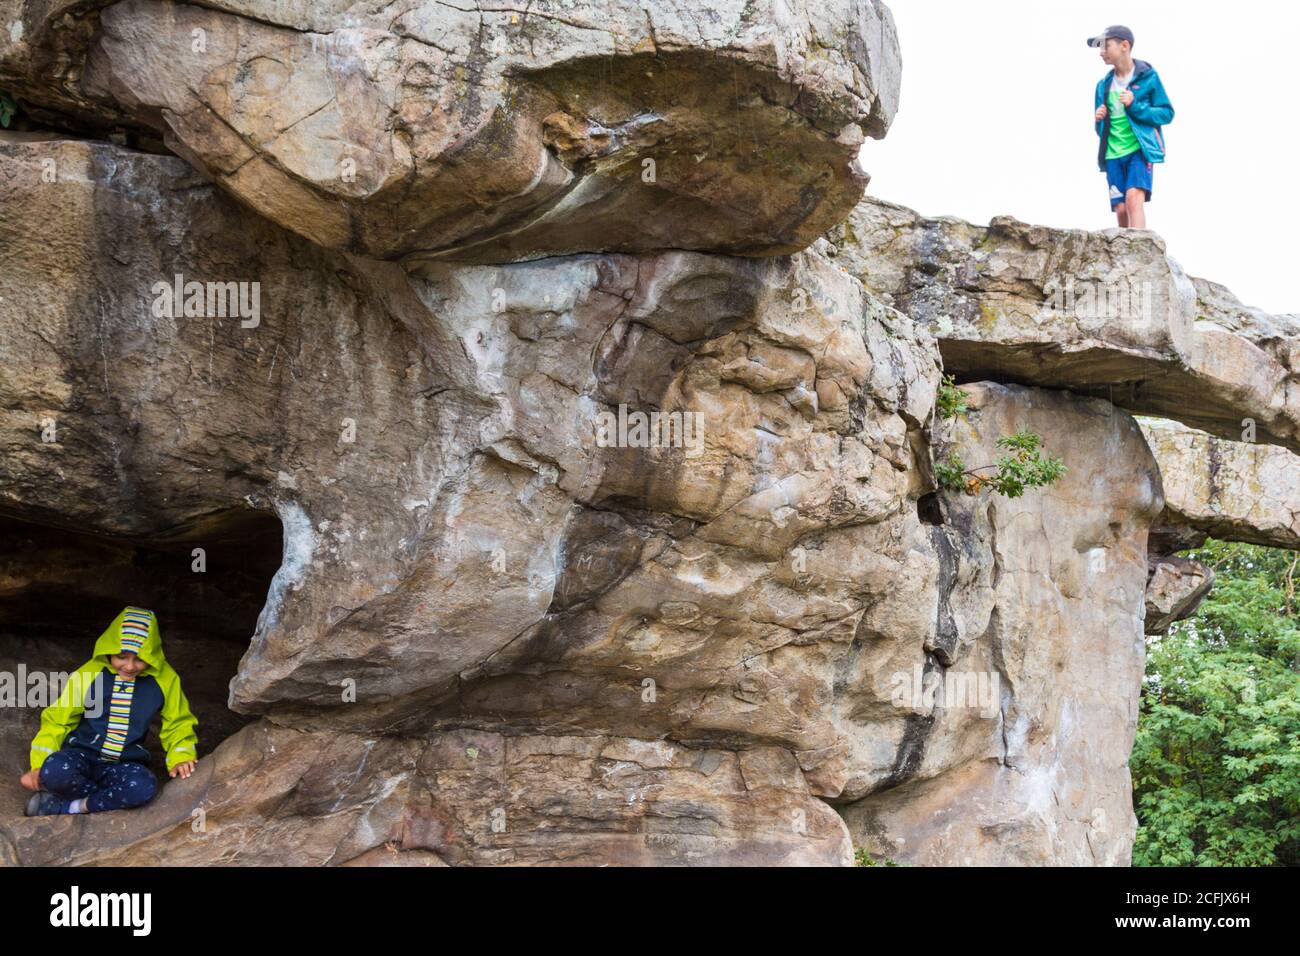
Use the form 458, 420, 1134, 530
0, 137, 939, 725
2, 0, 901, 262
1144, 555, 1214, 636
0, 136, 920, 864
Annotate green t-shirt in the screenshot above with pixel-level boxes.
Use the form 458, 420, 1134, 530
1105, 72, 1141, 160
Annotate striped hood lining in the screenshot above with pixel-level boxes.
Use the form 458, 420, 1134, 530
92, 606, 165, 673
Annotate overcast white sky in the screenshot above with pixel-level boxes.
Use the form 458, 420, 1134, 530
859, 1, 1298, 315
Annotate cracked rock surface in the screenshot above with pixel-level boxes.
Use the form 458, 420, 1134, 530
3, 0, 900, 261
829, 197, 1300, 454
1, 1, 1296, 867
0, 137, 1161, 865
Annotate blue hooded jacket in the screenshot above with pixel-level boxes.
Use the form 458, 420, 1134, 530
1094, 59, 1174, 171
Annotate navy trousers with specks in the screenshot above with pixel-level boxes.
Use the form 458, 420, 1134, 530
38, 747, 158, 812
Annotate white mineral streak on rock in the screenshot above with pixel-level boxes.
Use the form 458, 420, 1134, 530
253, 498, 318, 638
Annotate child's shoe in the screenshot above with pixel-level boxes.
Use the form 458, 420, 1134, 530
24, 791, 70, 816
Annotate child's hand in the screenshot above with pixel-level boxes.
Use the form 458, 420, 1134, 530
1095, 104, 1108, 121
169, 759, 197, 779
1119, 89, 1134, 107
19, 769, 41, 791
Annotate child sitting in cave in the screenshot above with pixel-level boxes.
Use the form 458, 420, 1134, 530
19, 606, 199, 816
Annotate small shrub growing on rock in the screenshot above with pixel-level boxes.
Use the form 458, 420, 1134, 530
934, 450, 968, 491
936, 427, 1066, 498
854, 848, 902, 866
936, 374, 968, 420
932, 378, 1065, 497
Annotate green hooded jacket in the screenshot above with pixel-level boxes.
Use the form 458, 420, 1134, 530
29, 606, 200, 773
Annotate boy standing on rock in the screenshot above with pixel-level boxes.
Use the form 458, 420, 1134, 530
1090, 25, 1174, 229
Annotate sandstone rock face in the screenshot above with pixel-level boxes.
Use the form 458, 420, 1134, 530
1140, 418, 1300, 551
0, 137, 937, 722
0, 135, 1170, 866
0, 135, 925, 864
2, 2, 1294, 868
3, 722, 851, 866
829, 198, 1300, 454
0, 0, 903, 262
1144, 556, 1214, 637
841, 383, 1162, 866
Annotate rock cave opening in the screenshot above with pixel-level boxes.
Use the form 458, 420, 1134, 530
0, 507, 282, 790
916, 492, 945, 526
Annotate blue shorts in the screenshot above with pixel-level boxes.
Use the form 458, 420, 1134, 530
1105, 149, 1153, 209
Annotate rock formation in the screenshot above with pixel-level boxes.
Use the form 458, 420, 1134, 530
1144, 555, 1214, 637
1140, 417, 1300, 552
0, 1, 1293, 866
840, 382, 1161, 866
4, 0, 900, 261
829, 198, 1300, 453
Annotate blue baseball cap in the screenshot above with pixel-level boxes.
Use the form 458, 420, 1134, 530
1087, 25, 1134, 48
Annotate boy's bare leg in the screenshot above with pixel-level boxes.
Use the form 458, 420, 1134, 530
1115, 204, 1129, 228
1124, 188, 1146, 229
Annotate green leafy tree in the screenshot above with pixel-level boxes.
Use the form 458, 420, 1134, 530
1133, 540, 1300, 866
